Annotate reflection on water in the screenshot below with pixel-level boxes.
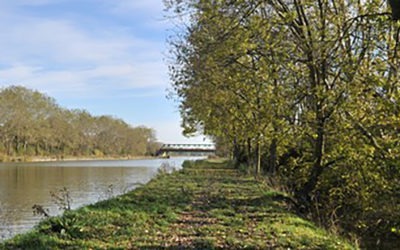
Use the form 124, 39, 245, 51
0, 157, 201, 241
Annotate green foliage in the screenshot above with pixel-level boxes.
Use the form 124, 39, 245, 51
166, 0, 400, 247
40, 212, 85, 239
181, 159, 194, 169
0, 86, 160, 159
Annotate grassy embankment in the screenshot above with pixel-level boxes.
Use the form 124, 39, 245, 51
1, 160, 357, 249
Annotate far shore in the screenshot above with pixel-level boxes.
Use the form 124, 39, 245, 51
0, 155, 157, 163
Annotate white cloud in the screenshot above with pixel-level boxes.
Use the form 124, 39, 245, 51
0, 65, 40, 81
0, 65, 88, 95
0, 4, 169, 97
0, 18, 155, 64
0, 61, 168, 98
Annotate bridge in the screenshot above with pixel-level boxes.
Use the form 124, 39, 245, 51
157, 144, 216, 157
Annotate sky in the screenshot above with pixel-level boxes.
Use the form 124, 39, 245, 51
0, 0, 210, 144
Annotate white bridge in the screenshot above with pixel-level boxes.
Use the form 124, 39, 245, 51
157, 144, 216, 156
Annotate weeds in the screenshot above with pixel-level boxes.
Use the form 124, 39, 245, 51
32, 204, 49, 218
40, 212, 85, 239
50, 187, 72, 211
157, 162, 177, 175
105, 184, 114, 199
32, 187, 72, 220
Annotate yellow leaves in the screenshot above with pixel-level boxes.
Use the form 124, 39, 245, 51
363, 145, 376, 156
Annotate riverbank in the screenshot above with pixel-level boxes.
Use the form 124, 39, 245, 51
0, 155, 154, 163
0, 160, 357, 249
29, 155, 154, 162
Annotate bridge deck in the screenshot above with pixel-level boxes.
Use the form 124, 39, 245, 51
157, 144, 216, 155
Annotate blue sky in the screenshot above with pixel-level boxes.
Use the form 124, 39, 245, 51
0, 0, 209, 144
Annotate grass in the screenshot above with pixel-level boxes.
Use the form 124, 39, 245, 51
0, 160, 357, 249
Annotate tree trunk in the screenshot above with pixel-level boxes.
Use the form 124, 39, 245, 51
268, 138, 277, 175
298, 115, 325, 204
256, 140, 261, 175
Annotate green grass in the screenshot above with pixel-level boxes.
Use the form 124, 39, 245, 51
0, 160, 357, 249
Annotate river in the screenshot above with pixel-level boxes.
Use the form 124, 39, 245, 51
0, 157, 202, 241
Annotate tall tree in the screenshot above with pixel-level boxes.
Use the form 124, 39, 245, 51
166, 0, 400, 245
0, 86, 160, 159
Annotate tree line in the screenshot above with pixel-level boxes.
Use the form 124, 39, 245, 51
166, 0, 400, 248
0, 86, 160, 160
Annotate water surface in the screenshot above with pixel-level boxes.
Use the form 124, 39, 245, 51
0, 157, 199, 240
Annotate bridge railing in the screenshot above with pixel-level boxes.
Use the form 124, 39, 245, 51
157, 144, 216, 156
161, 144, 215, 150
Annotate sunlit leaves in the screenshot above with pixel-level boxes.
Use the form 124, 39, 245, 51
0, 86, 159, 158
166, 0, 400, 246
